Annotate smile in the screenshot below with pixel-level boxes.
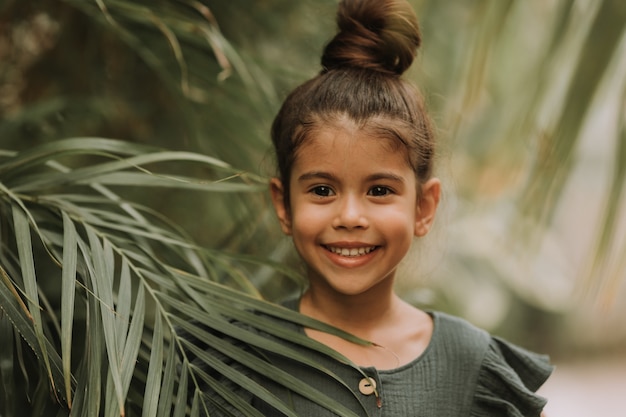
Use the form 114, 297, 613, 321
325, 246, 377, 257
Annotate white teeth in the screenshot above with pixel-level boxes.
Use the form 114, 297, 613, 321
327, 246, 376, 257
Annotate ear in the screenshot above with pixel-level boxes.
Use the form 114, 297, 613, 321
269, 178, 293, 235
415, 178, 441, 237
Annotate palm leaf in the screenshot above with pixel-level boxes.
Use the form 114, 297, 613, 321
3, 0, 626, 415
0, 139, 369, 416
12, 205, 58, 397
60, 212, 78, 407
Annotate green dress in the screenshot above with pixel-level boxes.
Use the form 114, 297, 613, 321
201, 299, 553, 417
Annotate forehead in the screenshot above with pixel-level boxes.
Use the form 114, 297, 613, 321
293, 119, 412, 173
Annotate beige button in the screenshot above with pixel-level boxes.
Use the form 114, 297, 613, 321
358, 377, 377, 395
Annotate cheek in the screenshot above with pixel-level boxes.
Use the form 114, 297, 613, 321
375, 204, 418, 235
375, 200, 417, 220
289, 211, 324, 262
290, 204, 324, 237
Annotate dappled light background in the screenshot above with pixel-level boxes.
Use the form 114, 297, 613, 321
1, 0, 625, 415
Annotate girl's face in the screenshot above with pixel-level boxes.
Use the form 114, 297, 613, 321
271, 119, 440, 299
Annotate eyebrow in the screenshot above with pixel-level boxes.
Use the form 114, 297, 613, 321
297, 171, 405, 184
297, 171, 337, 182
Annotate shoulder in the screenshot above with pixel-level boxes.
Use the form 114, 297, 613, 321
431, 311, 553, 417
428, 310, 492, 370
432, 310, 491, 349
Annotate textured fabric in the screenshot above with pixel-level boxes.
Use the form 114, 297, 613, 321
200, 301, 553, 417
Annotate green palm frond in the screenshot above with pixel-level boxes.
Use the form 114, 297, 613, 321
0, 139, 373, 416
2, 0, 625, 413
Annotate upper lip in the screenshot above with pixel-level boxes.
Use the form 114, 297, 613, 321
323, 241, 376, 248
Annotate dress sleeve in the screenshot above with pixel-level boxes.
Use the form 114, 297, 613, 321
471, 336, 554, 417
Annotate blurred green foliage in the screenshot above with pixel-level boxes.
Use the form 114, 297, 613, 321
1, 0, 625, 415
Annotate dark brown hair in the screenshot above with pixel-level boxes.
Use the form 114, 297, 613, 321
271, 0, 435, 206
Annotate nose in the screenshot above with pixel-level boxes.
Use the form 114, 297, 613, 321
332, 194, 369, 230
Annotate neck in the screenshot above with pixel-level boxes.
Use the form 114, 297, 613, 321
300, 282, 401, 336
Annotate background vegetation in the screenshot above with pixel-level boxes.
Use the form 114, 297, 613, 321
1, 0, 625, 415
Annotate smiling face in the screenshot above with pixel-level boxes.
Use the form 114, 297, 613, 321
271, 117, 440, 299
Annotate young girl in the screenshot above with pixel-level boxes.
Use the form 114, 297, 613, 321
205, 0, 552, 415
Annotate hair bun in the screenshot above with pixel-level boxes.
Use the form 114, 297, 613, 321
321, 0, 421, 75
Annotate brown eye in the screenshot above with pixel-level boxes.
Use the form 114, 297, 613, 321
368, 186, 391, 197
312, 186, 335, 197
